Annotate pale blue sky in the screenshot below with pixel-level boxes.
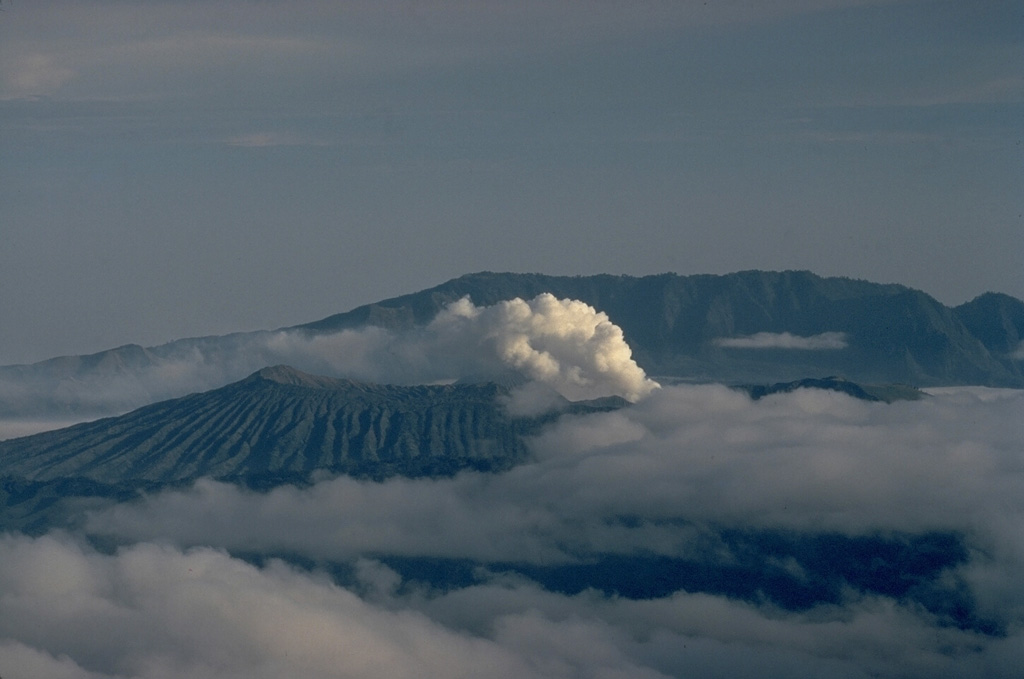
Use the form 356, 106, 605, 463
1, 0, 1021, 364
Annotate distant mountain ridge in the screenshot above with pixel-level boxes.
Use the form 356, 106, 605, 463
293, 270, 1024, 387
954, 292, 1024, 356
1, 271, 1021, 419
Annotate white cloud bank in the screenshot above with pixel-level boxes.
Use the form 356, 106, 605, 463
68, 385, 1024, 678
714, 331, 849, 349
90, 386, 1024, 561
0, 534, 551, 679
1, 530, 1021, 679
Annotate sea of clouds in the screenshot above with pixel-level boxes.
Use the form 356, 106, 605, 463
0, 385, 1018, 677
0, 297, 1022, 677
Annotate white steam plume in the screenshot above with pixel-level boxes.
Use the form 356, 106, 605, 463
0, 294, 659, 427
429, 294, 659, 402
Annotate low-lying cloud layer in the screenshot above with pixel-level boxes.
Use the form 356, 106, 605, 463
59, 385, 1024, 678
0, 534, 549, 679
714, 331, 849, 350
91, 386, 1024, 558
3, 531, 1020, 679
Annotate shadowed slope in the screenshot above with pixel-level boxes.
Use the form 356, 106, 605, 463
0, 366, 583, 485
955, 292, 1024, 355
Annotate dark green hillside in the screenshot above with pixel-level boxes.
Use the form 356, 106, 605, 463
0, 366, 604, 486
955, 293, 1024, 355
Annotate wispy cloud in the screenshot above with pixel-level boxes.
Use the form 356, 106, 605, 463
224, 131, 328, 148
714, 331, 848, 350
0, 53, 75, 99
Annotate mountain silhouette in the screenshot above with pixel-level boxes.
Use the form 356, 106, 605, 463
295, 270, 1023, 386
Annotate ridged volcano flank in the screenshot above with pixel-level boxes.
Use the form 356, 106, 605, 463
0, 367, 601, 485
248, 365, 366, 390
